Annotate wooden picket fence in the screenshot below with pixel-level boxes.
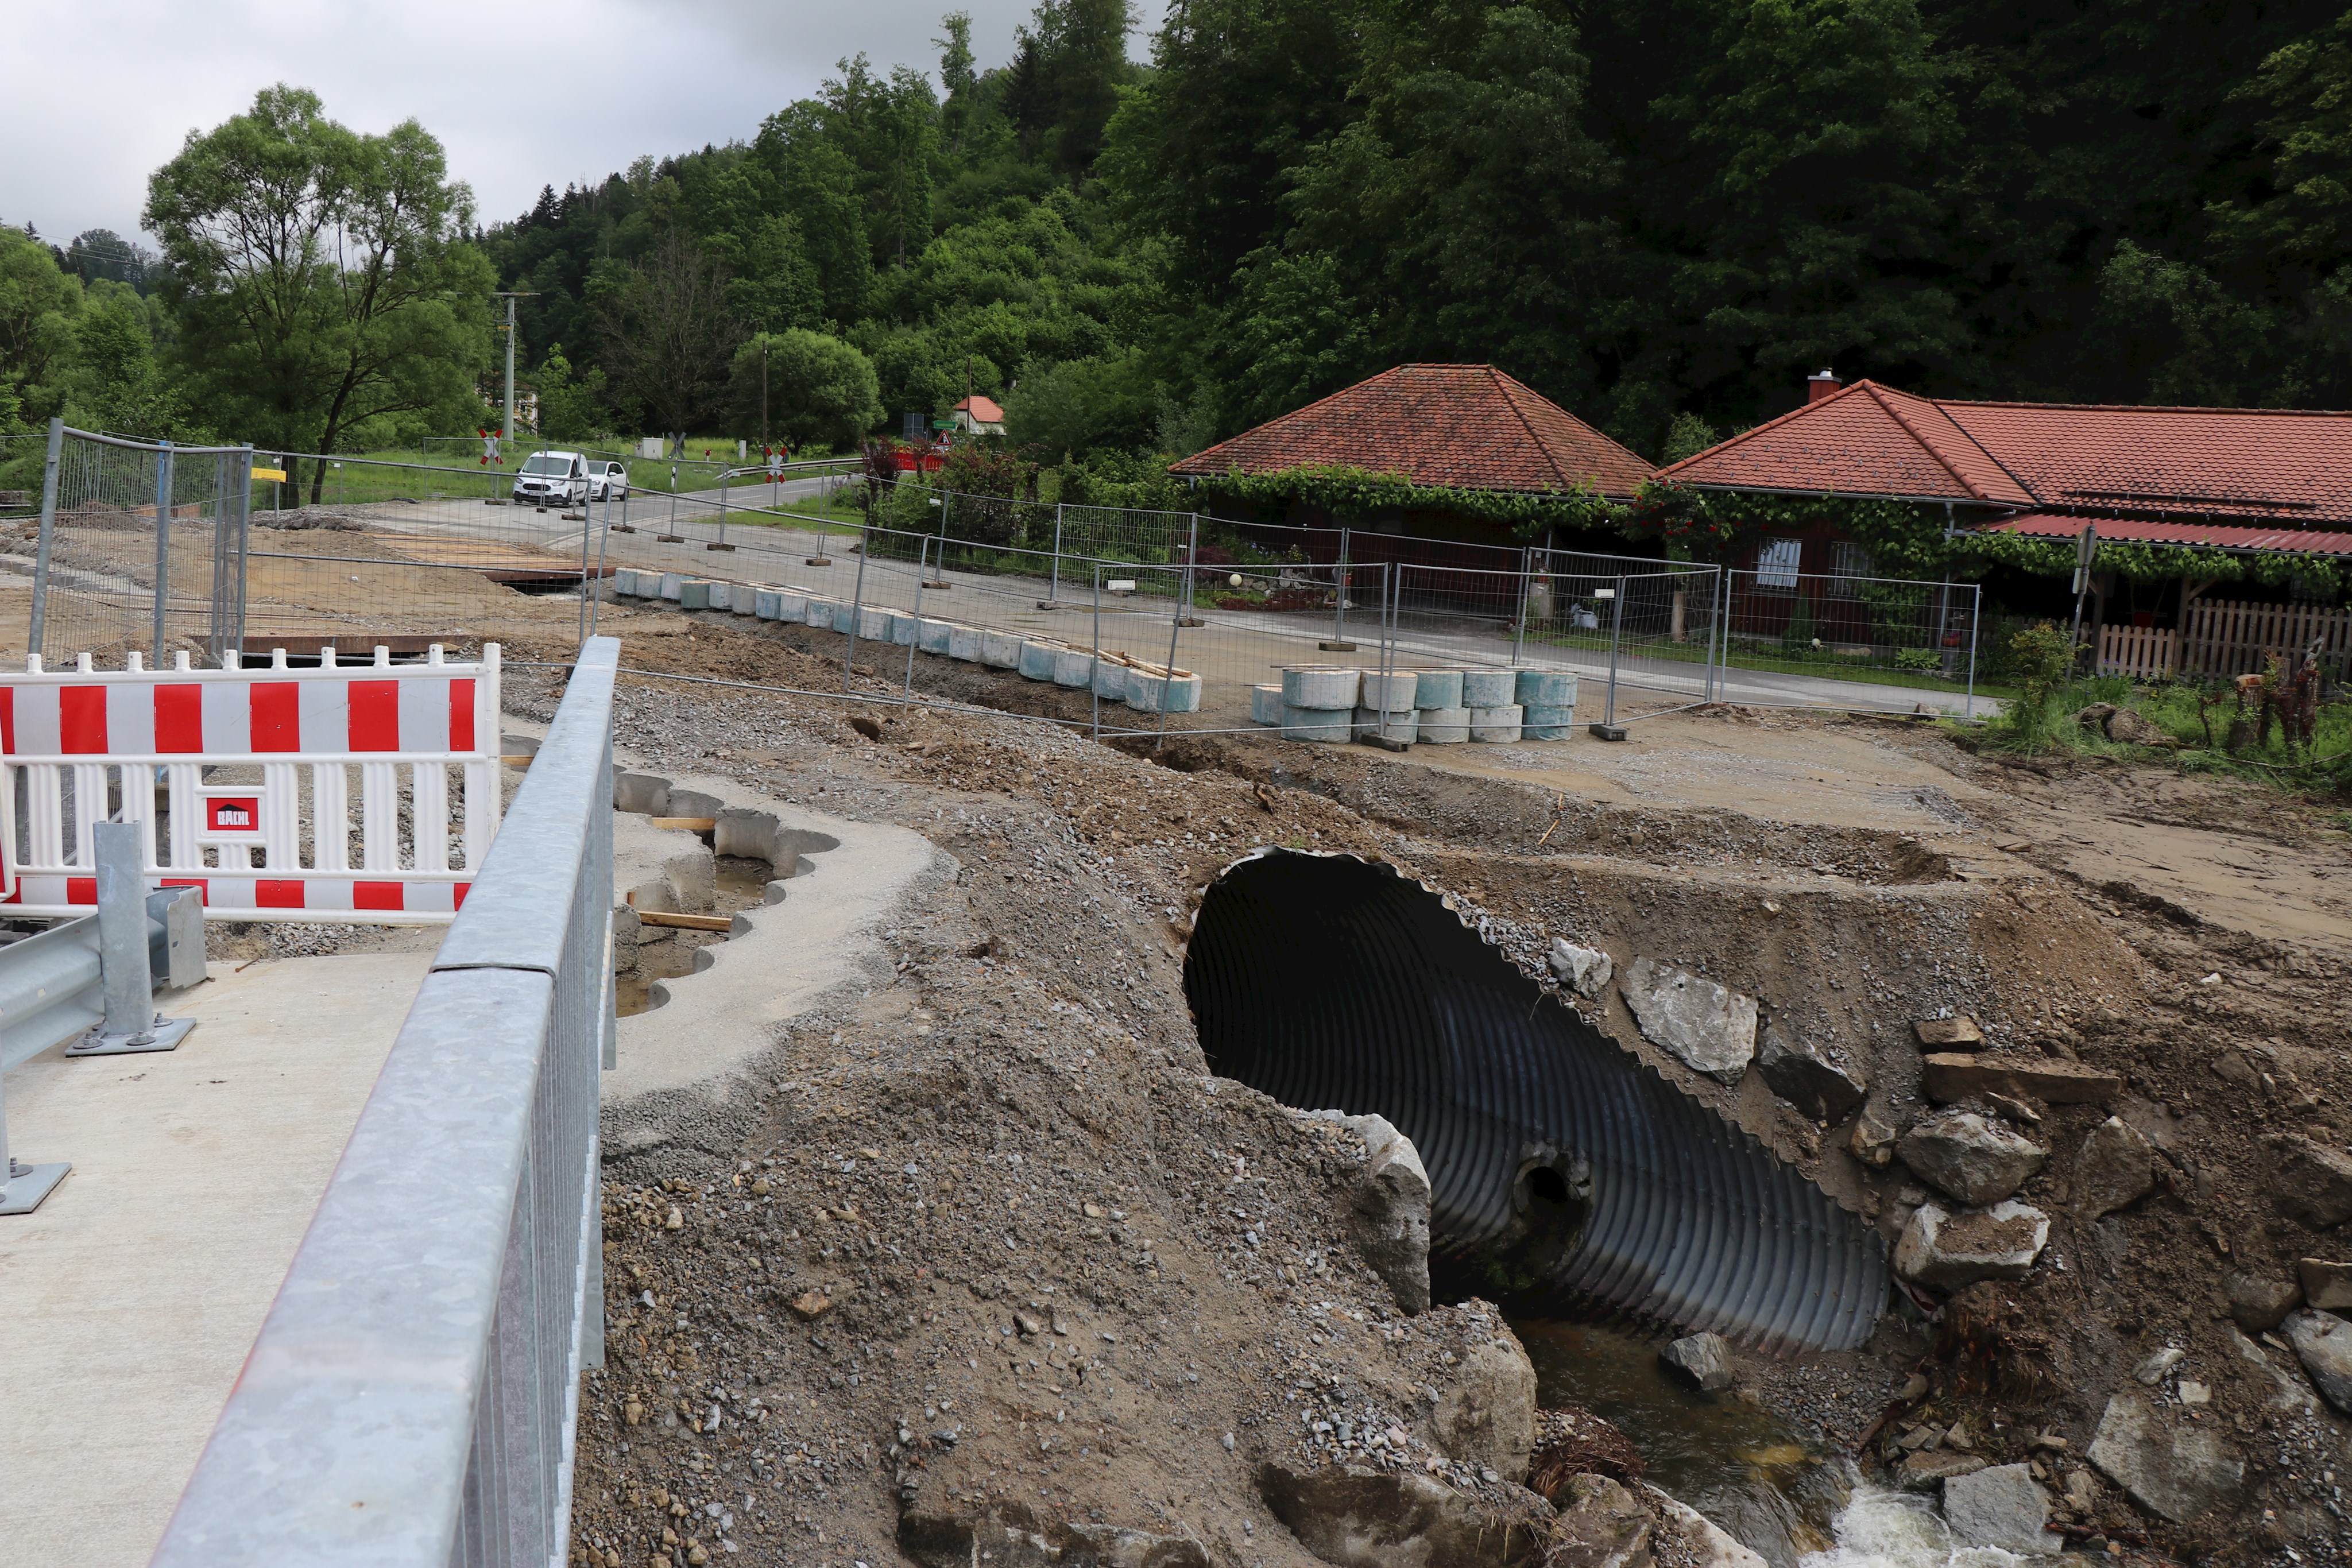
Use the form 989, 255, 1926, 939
2180, 598, 2351, 678
2096, 623, 2177, 679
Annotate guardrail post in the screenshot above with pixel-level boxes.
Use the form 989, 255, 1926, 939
69, 820, 195, 1057
0, 1061, 71, 1215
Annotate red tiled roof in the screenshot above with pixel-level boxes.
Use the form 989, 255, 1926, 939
1170, 364, 1655, 500
955, 396, 1005, 424
1659, 380, 2352, 524
1985, 513, 2352, 556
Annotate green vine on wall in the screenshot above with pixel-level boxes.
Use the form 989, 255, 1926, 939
1186, 463, 1622, 541
1626, 481, 2352, 594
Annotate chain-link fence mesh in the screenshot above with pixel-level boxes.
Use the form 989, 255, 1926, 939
26, 425, 252, 666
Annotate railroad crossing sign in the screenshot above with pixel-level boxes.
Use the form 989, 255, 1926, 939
479, 428, 502, 466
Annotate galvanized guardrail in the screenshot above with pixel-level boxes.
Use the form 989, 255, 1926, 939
152, 636, 618, 1567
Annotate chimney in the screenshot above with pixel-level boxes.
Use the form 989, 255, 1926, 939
1807, 369, 1841, 403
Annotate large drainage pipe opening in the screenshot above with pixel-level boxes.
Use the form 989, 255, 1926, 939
1184, 850, 1886, 1354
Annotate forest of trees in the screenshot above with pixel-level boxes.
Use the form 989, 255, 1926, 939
13, 0, 2352, 482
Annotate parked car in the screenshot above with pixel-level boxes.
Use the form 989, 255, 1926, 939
590, 460, 629, 502
513, 450, 589, 507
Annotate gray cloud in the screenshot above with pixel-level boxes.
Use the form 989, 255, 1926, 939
1, 0, 1162, 247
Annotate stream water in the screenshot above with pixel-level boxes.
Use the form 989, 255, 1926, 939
1515, 1318, 2029, 1568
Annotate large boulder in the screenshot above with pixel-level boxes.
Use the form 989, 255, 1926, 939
2073, 1117, 2156, 1218
1328, 1112, 1434, 1315
1893, 1201, 2050, 1291
1548, 939, 1615, 998
2227, 1325, 2319, 1417
2223, 1270, 2303, 1333
2283, 1309, 2352, 1415
1941, 1463, 2059, 1557
2301, 1257, 2352, 1311
1433, 1335, 1539, 1483
1897, 1109, 2047, 1205
1658, 1333, 1732, 1393
1543, 1474, 1653, 1568
1256, 1461, 1552, 1568
1620, 959, 1757, 1083
2086, 1392, 2245, 1523
1755, 1023, 1867, 1124
1643, 1488, 1767, 1568
2271, 1135, 2352, 1228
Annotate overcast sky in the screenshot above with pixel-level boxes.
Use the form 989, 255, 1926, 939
3, 0, 1163, 251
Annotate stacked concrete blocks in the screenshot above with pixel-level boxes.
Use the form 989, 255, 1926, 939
1516, 669, 1580, 740
1355, 668, 1418, 742
1281, 667, 1359, 742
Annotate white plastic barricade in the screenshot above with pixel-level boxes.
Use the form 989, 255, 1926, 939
0, 645, 502, 923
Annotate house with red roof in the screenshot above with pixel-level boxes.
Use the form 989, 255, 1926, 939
951, 395, 1005, 438
1170, 364, 1653, 556
1655, 373, 2352, 675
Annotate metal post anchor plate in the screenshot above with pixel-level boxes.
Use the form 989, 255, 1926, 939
67, 1016, 196, 1058
0, 1159, 71, 1215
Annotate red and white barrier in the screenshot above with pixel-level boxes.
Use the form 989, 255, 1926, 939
0, 645, 502, 923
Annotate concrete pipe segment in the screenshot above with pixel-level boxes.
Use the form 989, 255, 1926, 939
1515, 669, 1579, 708
679, 580, 714, 610
857, 606, 891, 641
980, 630, 1024, 669
949, 625, 983, 661
1283, 667, 1361, 710
1417, 707, 1471, 743
1053, 649, 1096, 688
1185, 850, 1887, 1353
1129, 672, 1203, 713
1018, 640, 1062, 681
659, 573, 686, 602
1281, 706, 1352, 742
1353, 707, 1418, 743
1469, 704, 1524, 742
729, 584, 759, 616
885, 611, 918, 645
1523, 706, 1577, 741
1092, 659, 1131, 700
772, 589, 808, 621
804, 598, 840, 630
1414, 671, 1465, 710
1460, 668, 1516, 708
1250, 684, 1283, 725
1359, 671, 1419, 713
918, 618, 955, 655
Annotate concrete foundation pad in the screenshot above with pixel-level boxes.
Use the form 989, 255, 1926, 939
0, 952, 434, 1568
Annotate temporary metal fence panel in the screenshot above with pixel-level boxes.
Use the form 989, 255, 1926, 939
28, 420, 253, 667
0, 644, 502, 922
151, 635, 616, 1568
1718, 568, 1979, 715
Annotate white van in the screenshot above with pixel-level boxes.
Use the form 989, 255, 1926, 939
513, 450, 588, 506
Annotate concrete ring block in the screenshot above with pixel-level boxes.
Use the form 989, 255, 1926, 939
678, 579, 713, 610
1413, 670, 1465, 710
729, 583, 759, 615
1522, 723, 1576, 741
887, 611, 918, 645
949, 624, 983, 661
1129, 673, 1202, 714
657, 572, 685, 602
1283, 667, 1361, 708
666, 788, 725, 819
612, 567, 643, 597
1460, 669, 1516, 707
613, 771, 671, 814
1515, 669, 1579, 706
1353, 707, 1418, 743
752, 587, 784, 619
1359, 671, 1419, 712
803, 598, 838, 630
1092, 660, 1131, 699
1053, 648, 1096, 687
705, 582, 734, 611
1469, 704, 1524, 742
856, 606, 891, 641
1418, 708, 1470, 743
1250, 684, 1283, 725
1018, 641, 1062, 681
713, 806, 782, 860
979, 630, 1024, 668
1522, 703, 1576, 729
1281, 705, 1353, 742
771, 590, 807, 621
918, 618, 954, 655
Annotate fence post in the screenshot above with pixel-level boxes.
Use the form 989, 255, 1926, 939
1964, 586, 1981, 721
1091, 563, 1103, 744
905, 534, 929, 702
1050, 504, 1063, 605
1511, 545, 1530, 667
1156, 562, 1184, 749
1704, 567, 1723, 703
152, 440, 175, 663
1182, 512, 1201, 623
1590, 576, 1627, 740
1333, 527, 1352, 647
844, 523, 872, 695
590, 483, 612, 640
29, 416, 63, 661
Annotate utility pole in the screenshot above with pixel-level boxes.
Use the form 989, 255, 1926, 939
492, 291, 539, 448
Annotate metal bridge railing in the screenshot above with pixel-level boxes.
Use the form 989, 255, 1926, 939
151, 636, 619, 1568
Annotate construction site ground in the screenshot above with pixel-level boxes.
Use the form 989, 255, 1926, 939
436, 603, 2342, 1568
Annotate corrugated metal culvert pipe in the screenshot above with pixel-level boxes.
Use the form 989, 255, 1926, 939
1183, 850, 1886, 1354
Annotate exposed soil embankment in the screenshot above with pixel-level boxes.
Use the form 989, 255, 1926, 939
504, 616, 2351, 1568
